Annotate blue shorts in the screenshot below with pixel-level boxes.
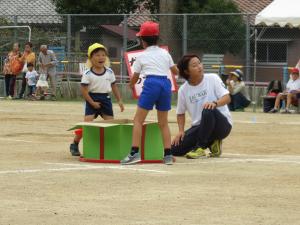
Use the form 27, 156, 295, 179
85, 93, 114, 118
138, 75, 172, 111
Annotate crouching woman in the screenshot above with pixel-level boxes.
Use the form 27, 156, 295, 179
171, 54, 232, 159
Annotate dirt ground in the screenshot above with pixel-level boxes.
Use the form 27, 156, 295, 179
0, 100, 300, 225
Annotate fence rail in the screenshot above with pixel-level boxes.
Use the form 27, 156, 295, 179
1, 13, 299, 107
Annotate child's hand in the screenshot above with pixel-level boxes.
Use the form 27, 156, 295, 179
91, 101, 101, 109
118, 101, 124, 112
128, 82, 134, 89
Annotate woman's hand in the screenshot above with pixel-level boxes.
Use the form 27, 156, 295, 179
226, 79, 231, 85
91, 101, 101, 109
203, 102, 217, 110
172, 131, 185, 146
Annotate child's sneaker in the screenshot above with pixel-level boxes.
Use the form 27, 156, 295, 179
281, 108, 292, 114
269, 108, 279, 113
163, 154, 174, 165
121, 152, 141, 165
185, 147, 207, 159
209, 140, 222, 157
70, 143, 80, 156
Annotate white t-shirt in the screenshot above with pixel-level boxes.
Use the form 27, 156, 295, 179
177, 73, 232, 126
286, 78, 300, 92
81, 67, 116, 93
25, 70, 38, 86
133, 46, 175, 76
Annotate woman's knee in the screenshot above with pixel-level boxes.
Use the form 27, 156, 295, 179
202, 108, 215, 118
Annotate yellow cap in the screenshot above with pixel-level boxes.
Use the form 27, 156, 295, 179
87, 43, 107, 58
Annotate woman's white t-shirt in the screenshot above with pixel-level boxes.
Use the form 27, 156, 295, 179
176, 73, 232, 126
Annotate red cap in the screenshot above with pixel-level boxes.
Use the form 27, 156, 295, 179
136, 21, 159, 37
291, 67, 299, 74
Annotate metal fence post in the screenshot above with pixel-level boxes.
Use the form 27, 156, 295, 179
13, 15, 17, 43
183, 14, 187, 55
245, 14, 251, 81
121, 14, 128, 84
252, 28, 257, 112
67, 15, 71, 56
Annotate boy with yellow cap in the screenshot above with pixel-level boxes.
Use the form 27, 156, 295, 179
70, 43, 124, 156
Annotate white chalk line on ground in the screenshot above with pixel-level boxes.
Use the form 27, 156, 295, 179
0, 137, 36, 143
176, 153, 300, 165
0, 163, 169, 175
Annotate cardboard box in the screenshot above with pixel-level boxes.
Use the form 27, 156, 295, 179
69, 119, 164, 163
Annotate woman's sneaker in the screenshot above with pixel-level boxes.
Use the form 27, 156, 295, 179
70, 143, 80, 156
185, 147, 207, 159
121, 152, 141, 165
209, 140, 222, 157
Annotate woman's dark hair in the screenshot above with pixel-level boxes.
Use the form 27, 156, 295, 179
177, 54, 201, 80
140, 36, 159, 46
25, 41, 33, 48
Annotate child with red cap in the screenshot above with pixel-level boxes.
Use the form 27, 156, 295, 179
269, 67, 300, 113
121, 21, 178, 165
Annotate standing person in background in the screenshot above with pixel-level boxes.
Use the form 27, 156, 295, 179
25, 63, 38, 99
226, 69, 251, 111
17, 42, 36, 99
38, 45, 57, 100
3, 42, 23, 99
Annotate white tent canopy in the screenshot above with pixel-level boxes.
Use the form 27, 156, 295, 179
255, 0, 300, 28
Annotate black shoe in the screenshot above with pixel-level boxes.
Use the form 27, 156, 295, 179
14, 95, 23, 100
269, 108, 278, 113
70, 143, 80, 156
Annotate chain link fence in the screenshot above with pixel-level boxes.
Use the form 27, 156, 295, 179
1, 13, 299, 107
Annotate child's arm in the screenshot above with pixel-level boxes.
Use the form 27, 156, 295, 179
129, 72, 140, 89
80, 85, 101, 109
111, 83, 124, 112
170, 65, 179, 75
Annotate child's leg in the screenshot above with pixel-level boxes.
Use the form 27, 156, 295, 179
157, 110, 171, 149
73, 115, 94, 143
121, 107, 148, 164
102, 114, 114, 120
132, 106, 149, 149
70, 114, 94, 156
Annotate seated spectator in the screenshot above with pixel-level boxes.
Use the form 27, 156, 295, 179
263, 80, 283, 113
269, 68, 300, 113
226, 69, 251, 111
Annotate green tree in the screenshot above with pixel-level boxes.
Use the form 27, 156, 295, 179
177, 0, 245, 54
53, 0, 159, 30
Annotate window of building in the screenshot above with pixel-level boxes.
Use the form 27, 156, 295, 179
256, 42, 287, 63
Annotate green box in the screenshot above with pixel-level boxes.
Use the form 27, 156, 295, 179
69, 119, 164, 163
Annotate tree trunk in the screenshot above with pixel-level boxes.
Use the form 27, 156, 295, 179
159, 0, 181, 61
